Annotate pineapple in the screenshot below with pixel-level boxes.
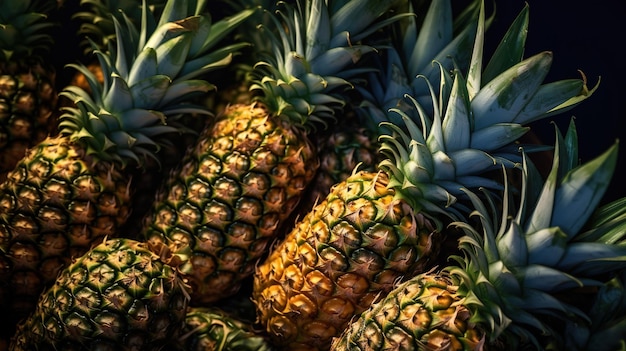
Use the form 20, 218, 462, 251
331, 120, 625, 350
0, 0, 59, 182
176, 307, 274, 351
251, 3, 597, 350
10, 237, 190, 350
68, 0, 220, 236
0, 0, 252, 336
140, 0, 406, 305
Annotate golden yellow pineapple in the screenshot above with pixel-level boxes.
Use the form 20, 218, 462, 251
145, 102, 318, 304
252, 2, 597, 350
140, 0, 404, 305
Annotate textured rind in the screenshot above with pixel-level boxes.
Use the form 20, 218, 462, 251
330, 272, 484, 351
253, 171, 439, 350
142, 103, 318, 304
9, 238, 189, 351
0, 135, 132, 333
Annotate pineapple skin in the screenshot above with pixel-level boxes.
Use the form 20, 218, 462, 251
0, 135, 132, 335
142, 102, 319, 305
0, 61, 58, 182
9, 238, 189, 351
301, 112, 381, 215
175, 307, 274, 351
331, 271, 485, 351
252, 171, 439, 351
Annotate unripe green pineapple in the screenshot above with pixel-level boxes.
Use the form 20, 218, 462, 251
10, 237, 190, 351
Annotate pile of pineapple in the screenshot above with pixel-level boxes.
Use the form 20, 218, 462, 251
1, 0, 625, 350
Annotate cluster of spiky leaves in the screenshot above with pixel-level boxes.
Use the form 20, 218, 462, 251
299, 0, 486, 218
249, 0, 406, 130
443, 124, 624, 348
73, 0, 168, 56
354, 0, 487, 128
307, 0, 596, 228
59, 0, 253, 166
10, 238, 190, 351
376, 0, 596, 222
0, 0, 56, 61
202, 0, 283, 115
547, 170, 626, 350
331, 120, 625, 350
557, 268, 626, 350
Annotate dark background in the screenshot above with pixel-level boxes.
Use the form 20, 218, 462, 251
50, 1, 626, 205
483, 1, 626, 205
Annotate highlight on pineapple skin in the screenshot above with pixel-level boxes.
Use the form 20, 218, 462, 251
252, 171, 439, 350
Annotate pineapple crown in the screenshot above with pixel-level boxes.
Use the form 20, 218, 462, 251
212, 0, 280, 55
560, 269, 626, 350
554, 193, 626, 350
59, 0, 253, 167
375, 1, 596, 223
0, 0, 56, 61
447, 120, 624, 348
73, 0, 168, 56
354, 0, 488, 131
249, 0, 407, 131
